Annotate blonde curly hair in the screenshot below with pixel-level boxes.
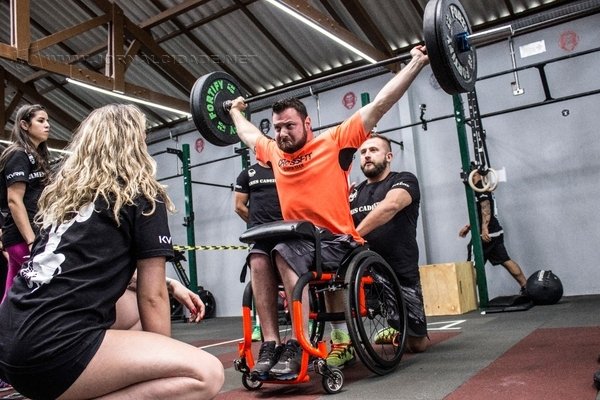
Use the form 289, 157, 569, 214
37, 104, 174, 227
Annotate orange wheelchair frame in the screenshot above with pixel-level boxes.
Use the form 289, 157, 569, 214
234, 220, 407, 394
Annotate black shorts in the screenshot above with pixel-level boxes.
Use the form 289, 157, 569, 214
0, 330, 105, 400
247, 240, 277, 259
272, 232, 358, 276
483, 234, 510, 266
400, 281, 428, 337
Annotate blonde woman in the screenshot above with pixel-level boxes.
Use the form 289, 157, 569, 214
0, 104, 224, 399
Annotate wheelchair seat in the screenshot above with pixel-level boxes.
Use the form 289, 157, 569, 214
239, 220, 317, 243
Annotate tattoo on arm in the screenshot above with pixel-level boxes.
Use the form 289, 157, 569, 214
480, 200, 491, 228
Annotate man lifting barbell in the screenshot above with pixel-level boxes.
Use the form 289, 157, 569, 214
220, 45, 429, 380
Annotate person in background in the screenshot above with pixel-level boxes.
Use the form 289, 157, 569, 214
458, 169, 528, 294
347, 135, 428, 359
227, 45, 429, 380
0, 104, 223, 399
0, 104, 51, 303
234, 160, 283, 348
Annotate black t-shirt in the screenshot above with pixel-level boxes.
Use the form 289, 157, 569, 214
350, 171, 420, 284
0, 196, 173, 368
1, 150, 47, 246
235, 163, 282, 227
474, 190, 503, 234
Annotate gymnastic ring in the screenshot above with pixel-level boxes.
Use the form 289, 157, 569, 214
468, 168, 497, 193
483, 168, 499, 191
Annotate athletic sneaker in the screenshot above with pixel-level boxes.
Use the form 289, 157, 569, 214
326, 329, 355, 368
374, 326, 399, 345
0, 379, 12, 391
251, 341, 282, 381
251, 325, 262, 342
270, 339, 302, 380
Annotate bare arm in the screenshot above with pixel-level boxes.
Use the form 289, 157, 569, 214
7, 182, 36, 246
356, 188, 412, 237
136, 257, 171, 336
360, 46, 429, 133
229, 98, 263, 151
479, 199, 492, 242
168, 278, 206, 323
458, 224, 471, 237
126, 270, 205, 324
234, 191, 250, 223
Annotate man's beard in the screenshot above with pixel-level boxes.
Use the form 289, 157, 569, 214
277, 128, 308, 154
361, 159, 387, 178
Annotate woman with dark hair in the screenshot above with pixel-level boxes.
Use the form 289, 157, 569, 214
0, 104, 50, 303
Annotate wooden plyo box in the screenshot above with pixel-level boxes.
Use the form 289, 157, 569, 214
419, 262, 477, 316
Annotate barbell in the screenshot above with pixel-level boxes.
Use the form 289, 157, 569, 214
190, 0, 515, 147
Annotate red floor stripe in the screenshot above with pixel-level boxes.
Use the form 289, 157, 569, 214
445, 326, 600, 400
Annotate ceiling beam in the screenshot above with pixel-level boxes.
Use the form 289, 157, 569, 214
340, 0, 394, 56
10, 0, 31, 62
140, 0, 212, 29
29, 15, 110, 53
318, 0, 348, 28
108, 2, 126, 92
272, 0, 388, 63
92, 0, 197, 90
0, 2, 191, 114
233, 0, 310, 80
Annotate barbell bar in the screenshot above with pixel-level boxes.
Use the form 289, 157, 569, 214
190, 0, 517, 147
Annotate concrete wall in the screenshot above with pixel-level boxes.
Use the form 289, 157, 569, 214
151, 13, 600, 316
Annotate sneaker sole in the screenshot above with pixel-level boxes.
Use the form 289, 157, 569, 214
250, 371, 271, 381
271, 372, 299, 380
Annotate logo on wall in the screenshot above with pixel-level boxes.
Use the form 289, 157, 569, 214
195, 138, 205, 153
342, 92, 357, 109
559, 30, 579, 52
259, 118, 271, 135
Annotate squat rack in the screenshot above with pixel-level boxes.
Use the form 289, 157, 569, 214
154, 145, 243, 293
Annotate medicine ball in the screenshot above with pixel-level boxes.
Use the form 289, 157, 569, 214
525, 270, 563, 305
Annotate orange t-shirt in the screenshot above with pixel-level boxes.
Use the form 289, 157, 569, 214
255, 112, 368, 243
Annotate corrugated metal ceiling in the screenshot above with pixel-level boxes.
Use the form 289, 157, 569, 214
0, 0, 596, 149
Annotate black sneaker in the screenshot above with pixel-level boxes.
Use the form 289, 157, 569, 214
251, 341, 283, 381
269, 339, 302, 380
519, 286, 529, 297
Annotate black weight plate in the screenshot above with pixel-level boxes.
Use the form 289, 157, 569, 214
190, 72, 249, 146
423, 0, 476, 94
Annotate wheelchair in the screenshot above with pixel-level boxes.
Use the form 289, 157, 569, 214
233, 220, 408, 394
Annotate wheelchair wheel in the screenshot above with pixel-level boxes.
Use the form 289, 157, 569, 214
322, 366, 344, 394
242, 373, 262, 390
344, 250, 407, 375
